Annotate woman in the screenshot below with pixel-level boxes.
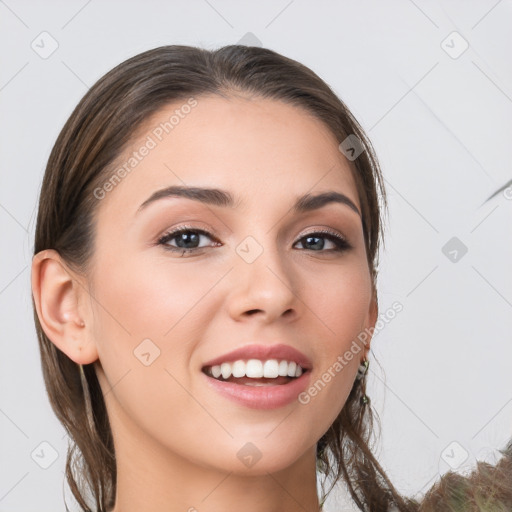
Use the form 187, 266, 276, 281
31, 44, 419, 511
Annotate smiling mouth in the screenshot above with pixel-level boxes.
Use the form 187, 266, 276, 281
201, 366, 309, 386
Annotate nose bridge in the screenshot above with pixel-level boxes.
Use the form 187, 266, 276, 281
228, 232, 299, 320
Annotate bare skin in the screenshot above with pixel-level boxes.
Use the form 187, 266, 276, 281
32, 94, 378, 512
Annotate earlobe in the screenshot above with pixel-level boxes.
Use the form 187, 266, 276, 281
31, 249, 98, 365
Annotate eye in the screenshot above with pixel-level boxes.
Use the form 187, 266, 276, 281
293, 229, 352, 252
156, 226, 352, 256
157, 225, 220, 255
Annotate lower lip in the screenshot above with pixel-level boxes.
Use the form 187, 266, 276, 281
201, 370, 312, 410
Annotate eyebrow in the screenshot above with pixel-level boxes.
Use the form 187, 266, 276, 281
136, 185, 361, 217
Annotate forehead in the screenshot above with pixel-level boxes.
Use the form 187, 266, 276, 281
96, 95, 360, 218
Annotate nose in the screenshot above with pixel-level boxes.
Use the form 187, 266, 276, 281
226, 242, 300, 324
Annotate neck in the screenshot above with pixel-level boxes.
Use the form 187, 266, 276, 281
107, 401, 321, 512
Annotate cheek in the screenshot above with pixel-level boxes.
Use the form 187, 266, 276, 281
305, 260, 372, 341
298, 263, 371, 413
89, 249, 227, 377
93, 248, 222, 334
88, 251, 229, 440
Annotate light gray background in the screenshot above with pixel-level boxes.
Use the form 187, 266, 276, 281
1, 1, 511, 511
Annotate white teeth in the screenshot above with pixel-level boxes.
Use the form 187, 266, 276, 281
220, 362, 232, 379
263, 359, 279, 378
246, 359, 263, 378
232, 360, 245, 378
287, 361, 297, 377
278, 360, 289, 377
208, 359, 306, 380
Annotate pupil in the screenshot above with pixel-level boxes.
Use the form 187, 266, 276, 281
304, 236, 324, 250
177, 232, 199, 249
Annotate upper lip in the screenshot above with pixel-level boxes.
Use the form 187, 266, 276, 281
202, 343, 313, 371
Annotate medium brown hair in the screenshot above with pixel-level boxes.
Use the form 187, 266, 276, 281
418, 440, 512, 511
32, 44, 417, 511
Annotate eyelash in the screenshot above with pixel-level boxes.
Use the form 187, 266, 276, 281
156, 225, 352, 255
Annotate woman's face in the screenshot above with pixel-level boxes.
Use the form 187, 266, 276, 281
85, 95, 377, 474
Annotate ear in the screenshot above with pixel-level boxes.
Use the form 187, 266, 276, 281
31, 249, 98, 365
